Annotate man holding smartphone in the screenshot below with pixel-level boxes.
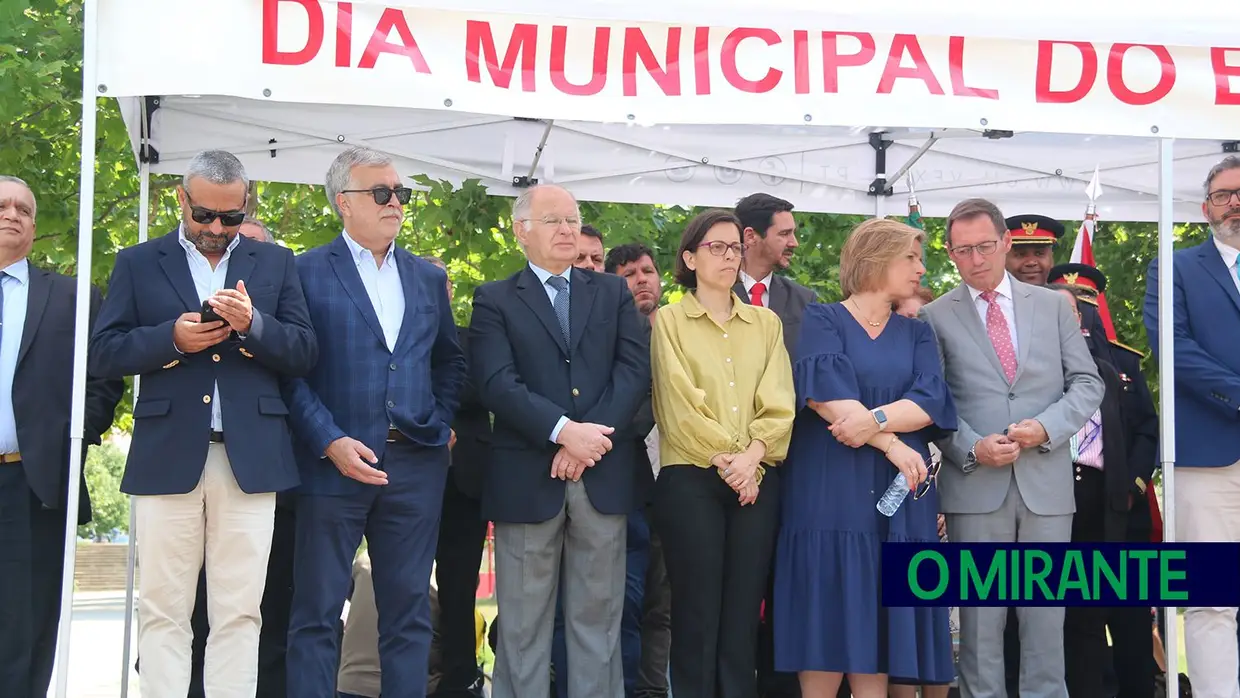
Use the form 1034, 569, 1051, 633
89, 150, 318, 697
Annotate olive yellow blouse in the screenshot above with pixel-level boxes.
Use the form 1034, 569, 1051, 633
650, 291, 796, 479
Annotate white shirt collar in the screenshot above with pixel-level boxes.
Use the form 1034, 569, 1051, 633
739, 269, 773, 290
529, 262, 572, 286
1214, 235, 1240, 271
342, 230, 396, 265
966, 271, 1014, 302
1, 258, 29, 284
177, 223, 241, 257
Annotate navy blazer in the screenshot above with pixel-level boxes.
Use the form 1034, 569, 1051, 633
282, 235, 465, 496
17, 267, 124, 524
469, 266, 650, 524
1144, 240, 1240, 467
89, 230, 318, 495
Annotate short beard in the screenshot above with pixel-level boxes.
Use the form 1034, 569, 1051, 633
1211, 216, 1240, 245
186, 227, 232, 254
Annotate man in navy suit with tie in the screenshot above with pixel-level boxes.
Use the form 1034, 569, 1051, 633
1144, 154, 1240, 698
283, 146, 466, 698
89, 150, 318, 697
469, 184, 649, 698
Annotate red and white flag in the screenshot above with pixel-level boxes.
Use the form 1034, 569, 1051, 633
1071, 168, 1117, 342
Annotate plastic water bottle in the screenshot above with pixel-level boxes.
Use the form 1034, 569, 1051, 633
876, 472, 911, 517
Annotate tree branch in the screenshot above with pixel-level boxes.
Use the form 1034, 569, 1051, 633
94, 179, 177, 225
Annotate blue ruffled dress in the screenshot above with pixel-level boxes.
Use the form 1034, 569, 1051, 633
773, 302, 958, 683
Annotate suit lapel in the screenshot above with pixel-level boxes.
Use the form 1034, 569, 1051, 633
223, 237, 256, 293
327, 235, 386, 347
157, 231, 205, 312
732, 281, 751, 304
391, 250, 421, 357
768, 275, 789, 317
16, 266, 50, 368
1011, 281, 1035, 384
516, 267, 568, 356
568, 271, 597, 357
949, 284, 1007, 382
1197, 242, 1240, 316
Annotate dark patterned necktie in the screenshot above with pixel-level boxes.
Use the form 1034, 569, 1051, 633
546, 275, 570, 348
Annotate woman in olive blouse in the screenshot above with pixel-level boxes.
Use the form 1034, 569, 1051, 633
650, 208, 796, 698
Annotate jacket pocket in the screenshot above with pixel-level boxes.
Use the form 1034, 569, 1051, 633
132, 398, 171, 418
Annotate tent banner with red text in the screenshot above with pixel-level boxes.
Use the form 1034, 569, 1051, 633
96, 0, 1240, 140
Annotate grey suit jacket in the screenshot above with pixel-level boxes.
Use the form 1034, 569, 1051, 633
734, 274, 817, 358
919, 278, 1103, 517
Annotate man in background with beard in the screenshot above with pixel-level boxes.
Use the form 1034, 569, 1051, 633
1144, 155, 1240, 698
605, 243, 668, 698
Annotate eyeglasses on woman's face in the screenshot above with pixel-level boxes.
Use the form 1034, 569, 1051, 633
697, 241, 745, 257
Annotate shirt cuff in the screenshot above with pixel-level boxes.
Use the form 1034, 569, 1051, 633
243, 310, 265, 341
549, 415, 569, 444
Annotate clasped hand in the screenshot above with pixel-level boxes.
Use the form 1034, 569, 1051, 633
713, 453, 759, 506
550, 421, 615, 481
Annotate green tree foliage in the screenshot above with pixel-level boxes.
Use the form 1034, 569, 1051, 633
77, 440, 128, 540
1, 0, 1214, 419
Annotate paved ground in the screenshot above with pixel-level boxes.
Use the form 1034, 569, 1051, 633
61, 592, 141, 698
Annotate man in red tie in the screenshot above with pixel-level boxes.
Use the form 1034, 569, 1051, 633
732, 193, 817, 361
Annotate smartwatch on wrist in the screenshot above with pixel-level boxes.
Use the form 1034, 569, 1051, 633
871, 408, 888, 431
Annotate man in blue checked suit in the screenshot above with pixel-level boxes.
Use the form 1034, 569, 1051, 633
89, 150, 318, 697
283, 146, 466, 698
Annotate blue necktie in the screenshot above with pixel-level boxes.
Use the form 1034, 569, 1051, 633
546, 275, 570, 348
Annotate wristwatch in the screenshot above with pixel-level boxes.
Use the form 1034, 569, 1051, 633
871, 408, 888, 431
963, 444, 980, 473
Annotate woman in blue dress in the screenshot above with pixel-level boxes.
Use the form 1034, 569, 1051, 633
773, 218, 958, 698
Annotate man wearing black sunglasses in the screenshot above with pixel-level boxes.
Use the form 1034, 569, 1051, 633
282, 146, 465, 698
90, 149, 318, 697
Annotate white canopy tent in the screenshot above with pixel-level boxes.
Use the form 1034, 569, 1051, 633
53, 0, 1237, 694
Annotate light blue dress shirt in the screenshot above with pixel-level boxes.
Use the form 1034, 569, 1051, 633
177, 225, 241, 432
0, 259, 29, 453
342, 231, 404, 352
527, 263, 572, 444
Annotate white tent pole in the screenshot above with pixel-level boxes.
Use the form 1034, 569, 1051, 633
1156, 136, 1179, 697
118, 158, 150, 698
49, 0, 100, 695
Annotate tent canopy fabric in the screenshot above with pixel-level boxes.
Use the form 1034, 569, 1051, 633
123, 95, 1224, 222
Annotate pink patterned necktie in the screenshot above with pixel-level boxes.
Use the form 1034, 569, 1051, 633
981, 290, 1018, 383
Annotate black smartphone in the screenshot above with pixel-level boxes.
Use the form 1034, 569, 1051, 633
200, 299, 224, 324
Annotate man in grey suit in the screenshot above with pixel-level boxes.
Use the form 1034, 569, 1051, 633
919, 198, 1103, 698
733, 192, 817, 360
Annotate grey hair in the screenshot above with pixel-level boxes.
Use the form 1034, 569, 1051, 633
241, 215, 275, 243
182, 150, 248, 193
326, 146, 394, 218
511, 184, 580, 224
1205, 155, 1240, 199
0, 175, 35, 216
